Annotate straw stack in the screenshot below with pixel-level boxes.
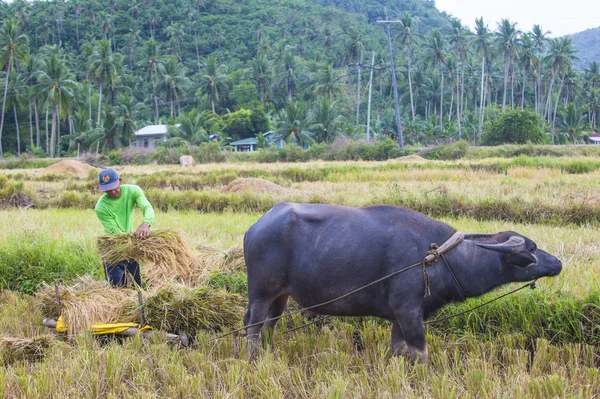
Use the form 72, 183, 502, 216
143, 282, 245, 337
96, 229, 195, 284
35, 277, 139, 335
1, 335, 54, 365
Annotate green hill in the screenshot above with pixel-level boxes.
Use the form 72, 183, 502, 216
569, 26, 600, 70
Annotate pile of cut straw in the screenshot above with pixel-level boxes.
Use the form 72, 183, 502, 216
97, 229, 195, 283
35, 277, 139, 335
143, 282, 245, 337
1, 335, 54, 365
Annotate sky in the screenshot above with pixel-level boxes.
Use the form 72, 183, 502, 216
435, 0, 600, 37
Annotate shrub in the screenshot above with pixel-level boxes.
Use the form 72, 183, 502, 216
195, 142, 226, 163
422, 140, 469, 160
483, 109, 548, 145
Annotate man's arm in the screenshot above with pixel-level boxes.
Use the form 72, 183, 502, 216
134, 186, 155, 240
95, 207, 123, 234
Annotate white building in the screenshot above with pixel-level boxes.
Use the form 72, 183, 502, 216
134, 125, 169, 149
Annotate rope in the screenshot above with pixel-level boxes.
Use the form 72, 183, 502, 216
277, 279, 538, 336
424, 279, 537, 325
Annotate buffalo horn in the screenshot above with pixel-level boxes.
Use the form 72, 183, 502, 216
474, 236, 525, 254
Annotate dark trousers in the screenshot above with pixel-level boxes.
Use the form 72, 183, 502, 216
105, 260, 142, 288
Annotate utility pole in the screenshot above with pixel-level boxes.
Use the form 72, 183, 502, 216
377, 8, 404, 151
366, 51, 375, 141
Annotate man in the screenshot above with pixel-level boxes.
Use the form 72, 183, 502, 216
95, 168, 155, 287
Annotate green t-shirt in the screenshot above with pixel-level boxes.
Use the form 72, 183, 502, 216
95, 184, 155, 234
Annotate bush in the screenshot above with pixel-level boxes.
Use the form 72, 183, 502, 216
422, 140, 469, 160
195, 142, 226, 163
483, 109, 548, 145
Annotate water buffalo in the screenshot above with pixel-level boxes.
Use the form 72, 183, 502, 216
243, 203, 562, 363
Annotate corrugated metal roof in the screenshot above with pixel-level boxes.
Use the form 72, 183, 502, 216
134, 125, 169, 136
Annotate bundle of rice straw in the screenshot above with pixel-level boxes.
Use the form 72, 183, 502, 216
35, 276, 139, 335
97, 229, 195, 284
143, 282, 244, 337
1, 335, 53, 365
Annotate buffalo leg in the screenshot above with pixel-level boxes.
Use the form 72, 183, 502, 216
390, 321, 408, 356
262, 295, 289, 350
392, 309, 428, 364
244, 299, 271, 362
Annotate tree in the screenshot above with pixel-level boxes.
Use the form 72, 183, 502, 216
0, 18, 29, 157
311, 64, 342, 99
472, 18, 490, 141
532, 24, 550, 115
559, 102, 585, 143
482, 108, 547, 145
519, 33, 535, 110
251, 55, 273, 103
310, 97, 344, 142
496, 19, 519, 112
196, 55, 228, 113
164, 110, 208, 146
33, 47, 79, 157
275, 101, 313, 146
397, 12, 417, 124
142, 39, 162, 122
90, 39, 122, 126
423, 29, 446, 129
156, 57, 190, 117
545, 37, 578, 141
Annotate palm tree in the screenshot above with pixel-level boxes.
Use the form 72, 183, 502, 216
559, 102, 586, 143
156, 57, 190, 117
278, 49, 305, 101
423, 29, 446, 128
310, 97, 344, 142
23, 54, 44, 148
584, 61, 600, 90
496, 19, 519, 112
397, 12, 417, 124
586, 88, 600, 130
449, 19, 467, 137
166, 22, 186, 62
311, 64, 342, 99
472, 18, 490, 140
90, 39, 122, 126
0, 18, 29, 157
196, 55, 228, 113
545, 37, 578, 140
142, 39, 162, 122
519, 33, 535, 109
33, 47, 79, 157
275, 100, 313, 146
251, 55, 273, 103
6, 72, 24, 155
340, 27, 364, 125
532, 25, 550, 115
164, 110, 208, 146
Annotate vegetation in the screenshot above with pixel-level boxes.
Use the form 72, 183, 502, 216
0, 0, 599, 160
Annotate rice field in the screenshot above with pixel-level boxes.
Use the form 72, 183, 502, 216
1, 156, 599, 398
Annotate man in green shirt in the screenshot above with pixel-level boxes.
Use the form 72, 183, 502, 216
95, 168, 155, 287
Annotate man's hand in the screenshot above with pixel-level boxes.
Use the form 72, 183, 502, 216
136, 222, 150, 240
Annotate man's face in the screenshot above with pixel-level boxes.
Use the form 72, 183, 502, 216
105, 179, 122, 199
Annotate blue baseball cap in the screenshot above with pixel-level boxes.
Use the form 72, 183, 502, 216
98, 168, 121, 192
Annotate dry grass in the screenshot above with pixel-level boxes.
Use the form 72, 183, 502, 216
96, 229, 195, 284
143, 282, 245, 336
35, 277, 139, 335
0, 335, 54, 365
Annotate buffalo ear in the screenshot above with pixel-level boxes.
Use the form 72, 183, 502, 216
474, 236, 525, 254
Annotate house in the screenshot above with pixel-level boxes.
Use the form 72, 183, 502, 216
134, 125, 169, 149
588, 131, 600, 145
230, 131, 284, 152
